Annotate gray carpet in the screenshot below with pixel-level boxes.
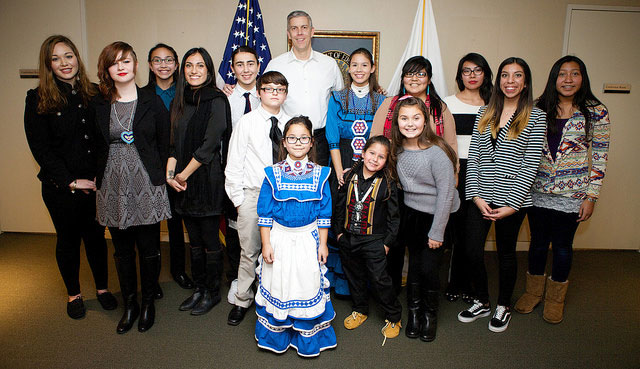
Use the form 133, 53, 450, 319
0, 232, 638, 369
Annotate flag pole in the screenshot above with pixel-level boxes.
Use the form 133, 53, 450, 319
420, 0, 425, 55
245, 0, 251, 46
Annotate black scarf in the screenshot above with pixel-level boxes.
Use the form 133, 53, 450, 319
176, 86, 224, 215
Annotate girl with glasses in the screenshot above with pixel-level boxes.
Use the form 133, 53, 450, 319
442, 53, 493, 304
254, 116, 336, 357
143, 44, 194, 294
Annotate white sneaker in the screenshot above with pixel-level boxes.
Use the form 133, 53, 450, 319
227, 279, 238, 305
458, 300, 491, 323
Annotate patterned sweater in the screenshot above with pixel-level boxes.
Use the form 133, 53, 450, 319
532, 103, 610, 200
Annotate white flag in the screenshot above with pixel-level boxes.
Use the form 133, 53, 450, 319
387, 0, 447, 96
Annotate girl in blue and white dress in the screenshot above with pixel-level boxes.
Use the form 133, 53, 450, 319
255, 116, 336, 357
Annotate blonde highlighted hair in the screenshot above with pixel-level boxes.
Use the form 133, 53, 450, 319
477, 57, 533, 139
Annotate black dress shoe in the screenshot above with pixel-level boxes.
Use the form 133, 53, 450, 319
154, 284, 163, 299
172, 273, 194, 289
227, 305, 248, 326
97, 292, 118, 310
67, 297, 86, 319
179, 288, 204, 311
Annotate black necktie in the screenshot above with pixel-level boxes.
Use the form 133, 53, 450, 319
243, 92, 252, 114
269, 116, 282, 163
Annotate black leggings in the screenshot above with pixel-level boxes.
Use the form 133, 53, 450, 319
402, 206, 444, 292
465, 204, 527, 307
527, 206, 580, 282
42, 184, 108, 296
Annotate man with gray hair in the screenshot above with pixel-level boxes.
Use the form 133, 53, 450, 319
264, 10, 344, 165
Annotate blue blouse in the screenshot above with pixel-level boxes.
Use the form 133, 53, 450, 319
257, 160, 332, 229
325, 89, 385, 153
155, 84, 176, 111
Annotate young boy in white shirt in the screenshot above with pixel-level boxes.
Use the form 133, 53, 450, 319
225, 71, 291, 325
223, 46, 261, 304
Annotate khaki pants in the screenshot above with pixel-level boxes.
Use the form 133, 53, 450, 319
234, 188, 261, 307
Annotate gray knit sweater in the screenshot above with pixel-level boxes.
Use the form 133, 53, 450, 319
397, 146, 460, 242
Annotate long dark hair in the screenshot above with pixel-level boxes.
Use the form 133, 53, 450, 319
277, 116, 317, 163
97, 41, 138, 103
455, 52, 493, 105
390, 96, 457, 180
478, 57, 533, 140
145, 43, 179, 88
36, 35, 96, 113
345, 135, 394, 201
398, 56, 444, 124
171, 47, 218, 124
342, 48, 383, 114
536, 55, 602, 138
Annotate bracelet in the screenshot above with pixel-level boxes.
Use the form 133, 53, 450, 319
167, 175, 175, 180
472, 196, 480, 203
71, 180, 77, 194
586, 197, 597, 203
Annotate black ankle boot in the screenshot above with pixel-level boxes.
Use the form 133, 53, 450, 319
138, 298, 155, 332
191, 289, 221, 315
405, 283, 421, 338
179, 288, 205, 311
117, 294, 140, 334
191, 250, 223, 315
419, 290, 439, 342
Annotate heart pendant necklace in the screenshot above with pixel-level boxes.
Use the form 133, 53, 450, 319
113, 100, 137, 144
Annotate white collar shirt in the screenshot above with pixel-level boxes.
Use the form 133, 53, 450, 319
265, 50, 344, 131
227, 85, 260, 130
224, 105, 290, 207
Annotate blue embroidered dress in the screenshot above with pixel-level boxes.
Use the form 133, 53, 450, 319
255, 157, 336, 357
325, 86, 384, 296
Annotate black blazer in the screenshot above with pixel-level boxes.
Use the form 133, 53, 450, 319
24, 80, 98, 190
92, 87, 170, 189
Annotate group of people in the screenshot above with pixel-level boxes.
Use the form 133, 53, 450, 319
25, 9, 609, 358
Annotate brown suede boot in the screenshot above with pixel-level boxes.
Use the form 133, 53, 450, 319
543, 277, 569, 324
514, 272, 546, 314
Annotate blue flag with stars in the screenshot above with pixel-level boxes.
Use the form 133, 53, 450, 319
218, 0, 272, 84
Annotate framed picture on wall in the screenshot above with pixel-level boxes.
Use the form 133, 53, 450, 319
288, 30, 380, 85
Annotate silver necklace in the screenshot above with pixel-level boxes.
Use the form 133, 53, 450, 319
113, 100, 137, 144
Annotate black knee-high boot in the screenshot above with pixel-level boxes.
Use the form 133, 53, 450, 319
420, 290, 439, 342
405, 283, 421, 338
138, 251, 160, 332
180, 246, 205, 311
115, 255, 139, 334
191, 250, 223, 315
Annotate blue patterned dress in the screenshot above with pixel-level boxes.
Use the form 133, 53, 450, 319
325, 87, 385, 296
254, 157, 336, 357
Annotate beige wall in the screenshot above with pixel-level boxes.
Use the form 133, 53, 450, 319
1, 0, 638, 249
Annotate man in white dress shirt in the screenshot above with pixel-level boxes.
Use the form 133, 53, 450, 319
264, 10, 344, 166
224, 71, 291, 325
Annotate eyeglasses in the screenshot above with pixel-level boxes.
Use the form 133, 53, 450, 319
285, 136, 311, 144
260, 87, 287, 94
151, 57, 176, 65
462, 67, 483, 76
404, 72, 427, 78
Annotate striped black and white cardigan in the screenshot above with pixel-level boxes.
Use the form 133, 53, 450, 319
465, 106, 546, 211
